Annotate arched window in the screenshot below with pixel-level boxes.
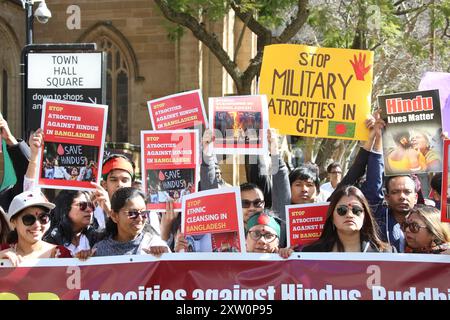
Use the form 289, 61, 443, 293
98, 37, 129, 142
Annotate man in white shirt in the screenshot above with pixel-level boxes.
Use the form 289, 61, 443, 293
320, 162, 343, 194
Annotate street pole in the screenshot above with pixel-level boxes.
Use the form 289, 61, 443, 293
25, 0, 33, 45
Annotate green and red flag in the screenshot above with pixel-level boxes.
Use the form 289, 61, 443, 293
327, 121, 356, 138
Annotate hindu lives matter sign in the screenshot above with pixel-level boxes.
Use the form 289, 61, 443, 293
259, 44, 373, 140
26, 52, 104, 137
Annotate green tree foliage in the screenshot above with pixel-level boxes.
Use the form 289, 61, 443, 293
154, 0, 309, 94
154, 0, 449, 175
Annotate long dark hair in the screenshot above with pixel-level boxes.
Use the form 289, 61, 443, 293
45, 190, 93, 246
106, 187, 146, 237
0, 207, 11, 244
306, 185, 387, 252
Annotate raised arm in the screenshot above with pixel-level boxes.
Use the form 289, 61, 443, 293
200, 129, 223, 190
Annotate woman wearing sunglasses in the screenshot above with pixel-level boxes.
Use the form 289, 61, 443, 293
93, 187, 169, 256
302, 185, 395, 253
43, 190, 102, 260
0, 191, 71, 266
402, 205, 450, 254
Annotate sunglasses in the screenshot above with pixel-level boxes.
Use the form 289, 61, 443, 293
124, 210, 151, 220
241, 199, 264, 209
75, 201, 95, 211
21, 212, 51, 226
400, 221, 427, 233
336, 204, 364, 216
248, 230, 278, 243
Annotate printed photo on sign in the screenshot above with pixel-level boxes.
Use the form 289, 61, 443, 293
259, 44, 373, 140
209, 95, 268, 155
181, 187, 246, 253
37, 99, 108, 190
146, 169, 195, 204
41, 142, 98, 182
379, 89, 443, 176
441, 140, 450, 222
141, 130, 199, 211
285, 203, 329, 248
147, 89, 208, 130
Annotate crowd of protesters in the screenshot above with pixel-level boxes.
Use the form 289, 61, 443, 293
0, 107, 449, 266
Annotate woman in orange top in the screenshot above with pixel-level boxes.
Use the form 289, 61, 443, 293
386, 130, 426, 173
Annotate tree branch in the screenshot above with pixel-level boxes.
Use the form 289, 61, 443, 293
393, 0, 408, 6
394, 3, 431, 16
230, 1, 272, 40
276, 0, 309, 43
242, 50, 264, 85
154, 0, 243, 86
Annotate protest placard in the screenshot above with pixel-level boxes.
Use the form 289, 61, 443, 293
285, 203, 329, 248
181, 187, 246, 252
441, 140, 450, 222
208, 95, 268, 155
259, 44, 373, 140
37, 99, 107, 190
147, 89, 208, 130
379, 89, 443, 176
419, 72, 450, 134
141, 130, 199, 211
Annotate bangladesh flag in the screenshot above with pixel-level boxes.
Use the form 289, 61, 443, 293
0, 139, 17, 191
328, 121, 356, 138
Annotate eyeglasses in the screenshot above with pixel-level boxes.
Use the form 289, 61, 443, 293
124, 209, 151, 220
400, 221, 427, 233
21, 212, 51, 226
330, 171, 342, 174
336, 204, 364, 216
75, 201, 95, 211
248, 230, 278, 243
242, 199, 264, 209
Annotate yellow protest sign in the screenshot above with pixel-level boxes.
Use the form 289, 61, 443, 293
259, 44, 373, 140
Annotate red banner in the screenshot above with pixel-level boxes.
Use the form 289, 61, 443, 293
1, 253, 449, 300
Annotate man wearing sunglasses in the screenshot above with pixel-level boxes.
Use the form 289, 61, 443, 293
240, 183, 266, 225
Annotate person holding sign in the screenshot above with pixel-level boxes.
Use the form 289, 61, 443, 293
245, 211, 281, 253
245, 210, 294, 258
302, 186, 395, 253
93, 187, 169, 256
91, 154, 138, 231
402, 205, 450, 254
0, 115, 31, 211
